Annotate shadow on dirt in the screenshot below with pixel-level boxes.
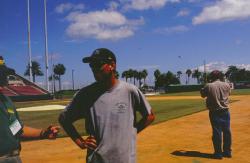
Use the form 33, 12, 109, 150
171, 150, 215, 159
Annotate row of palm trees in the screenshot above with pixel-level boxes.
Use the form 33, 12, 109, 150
121, 68, 203, 88
184, 66, 250, 84
24, 61, 66, 91
121, 69, 148, 87
176, 69, 203, 84
24, 60, 205, 91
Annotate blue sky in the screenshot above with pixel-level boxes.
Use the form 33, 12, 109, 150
1, 0, 250, 90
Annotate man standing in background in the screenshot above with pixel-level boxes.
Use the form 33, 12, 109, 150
200, 70, 232, 159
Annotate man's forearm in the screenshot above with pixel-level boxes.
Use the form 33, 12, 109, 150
136, 113, 155, 133
21, 126, 43, 139
58, 112, 83, 148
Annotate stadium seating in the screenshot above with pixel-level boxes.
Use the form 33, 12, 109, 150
0, 57, 52, 101
0, 86, 18, 96
8, 85, 46, 95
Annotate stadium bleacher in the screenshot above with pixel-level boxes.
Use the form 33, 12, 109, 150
0, 86, 17, 96
0, 56, 52, 101
8, 85, 46, 96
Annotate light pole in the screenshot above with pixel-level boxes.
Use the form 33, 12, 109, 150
44, 0, 49, 91
27, 0, 33, 82
72, 69, 75, 90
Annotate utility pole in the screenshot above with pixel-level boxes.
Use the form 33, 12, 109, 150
204, 60, 207, 84
50, 54, 54, 94
27, 0, 33, 82
44, 0, 49, 91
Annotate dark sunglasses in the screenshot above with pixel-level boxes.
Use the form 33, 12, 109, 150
89, 61, 106, 72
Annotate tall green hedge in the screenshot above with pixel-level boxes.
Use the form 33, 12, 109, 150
166, 84, 204, 93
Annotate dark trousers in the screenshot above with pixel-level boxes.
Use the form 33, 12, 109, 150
209, 109, 232, 155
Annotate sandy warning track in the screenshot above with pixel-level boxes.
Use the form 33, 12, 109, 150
17, 105, 65, 112
20, 95, 250, 163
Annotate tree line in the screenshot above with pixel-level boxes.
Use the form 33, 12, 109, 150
22, 61, 250, 91
121, 69, 148, 87
24, 61, 66, 91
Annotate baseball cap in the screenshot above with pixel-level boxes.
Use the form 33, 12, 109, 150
210, 70, 224, 80
82, 48, 116, 64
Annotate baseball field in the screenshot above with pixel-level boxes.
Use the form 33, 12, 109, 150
16, 90, 250, 163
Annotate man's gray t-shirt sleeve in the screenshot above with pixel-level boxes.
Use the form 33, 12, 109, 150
132, 88, 152, 117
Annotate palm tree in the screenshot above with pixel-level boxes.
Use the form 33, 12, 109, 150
53, 63, 66, 91
192, 69, 202, 84
137, 71, 144, 87
154, 69, 161, 80
225, 66, 239, 82
132, 70, 138, 85
49, 74, 59, 92
186, 69, 192, 84
24, 61, 43, 82
154, 69, 161, 89
115, 70, 119, 79
122, 70, 129, 82
142, 69, 148, 85
177, 71, 182, 80
128, 69, 134, 83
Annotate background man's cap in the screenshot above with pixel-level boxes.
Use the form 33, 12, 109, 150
210, 70, 224, 80
82, 48, 116, 64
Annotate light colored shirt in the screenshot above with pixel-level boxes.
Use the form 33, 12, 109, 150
201, 80, 231, 111
63, 81, 152, 163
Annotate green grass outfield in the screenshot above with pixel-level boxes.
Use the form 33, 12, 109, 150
17, 99, 206, 137
155, 88, 250, 96
46, 88, 250, 99
16, 88, 249, 137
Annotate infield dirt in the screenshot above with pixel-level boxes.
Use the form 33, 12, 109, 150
21, 95, 250, 163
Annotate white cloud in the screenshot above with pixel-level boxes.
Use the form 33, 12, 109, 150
55, 3, 84, 14
196, 61, 250, 73
196, 61, 228, 72
234, 64, 250, 70
65, 10, 144, 41
193, 0, 250, 25
122, 0, 180, 11
154, 25, 189, 34
177, 9, 190, 17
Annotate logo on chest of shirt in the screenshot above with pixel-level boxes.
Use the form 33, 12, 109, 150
113, 102, 128, 114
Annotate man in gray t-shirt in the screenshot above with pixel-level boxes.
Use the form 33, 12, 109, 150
59, 48, 155, 163
200, 70, 232, 159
